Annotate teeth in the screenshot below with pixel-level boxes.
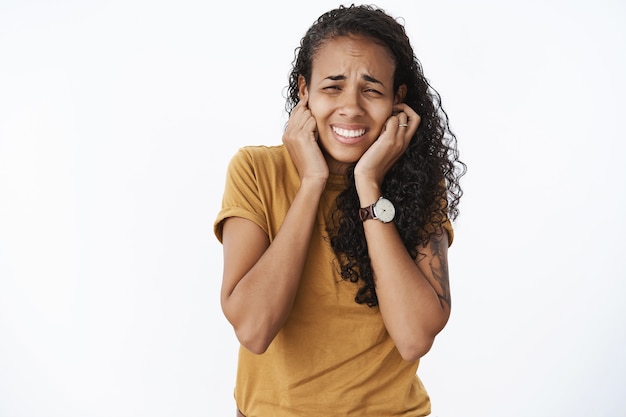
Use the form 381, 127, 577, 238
333, 127, 365, 138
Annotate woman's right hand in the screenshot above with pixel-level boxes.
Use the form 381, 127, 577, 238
282, 97, 329, 182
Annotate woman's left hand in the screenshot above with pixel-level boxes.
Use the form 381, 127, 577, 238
354, 103, 420, 191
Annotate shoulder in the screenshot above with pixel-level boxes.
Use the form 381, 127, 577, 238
232, 144, 288, 165
228, 144, 294, 180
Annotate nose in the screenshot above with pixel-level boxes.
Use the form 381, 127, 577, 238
338, 87, 364, 117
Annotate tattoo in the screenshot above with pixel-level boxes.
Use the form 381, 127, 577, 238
429, 235, 451, 308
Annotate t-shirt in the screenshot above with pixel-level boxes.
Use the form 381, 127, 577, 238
214, 145, 453, 417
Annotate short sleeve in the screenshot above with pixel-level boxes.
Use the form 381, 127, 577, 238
213, 148, 269, 243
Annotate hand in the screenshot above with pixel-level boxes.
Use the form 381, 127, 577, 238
354, 103, 420, 191
282, 97, 329, 182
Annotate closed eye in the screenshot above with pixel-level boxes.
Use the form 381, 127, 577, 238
362, 87, 385, 98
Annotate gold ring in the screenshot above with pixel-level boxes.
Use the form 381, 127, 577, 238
399, 123, 408, 127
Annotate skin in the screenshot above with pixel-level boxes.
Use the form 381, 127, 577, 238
220, 35, 451, 361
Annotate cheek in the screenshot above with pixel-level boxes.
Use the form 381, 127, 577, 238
306, 96, 329, 119
373, 106, 393, 125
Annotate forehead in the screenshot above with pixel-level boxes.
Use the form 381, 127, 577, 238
311, 35, 396, 79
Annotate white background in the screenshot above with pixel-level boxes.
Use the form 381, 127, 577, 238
1, 0, 625, 416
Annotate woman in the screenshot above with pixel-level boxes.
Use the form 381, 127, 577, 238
214, 4, 465, 416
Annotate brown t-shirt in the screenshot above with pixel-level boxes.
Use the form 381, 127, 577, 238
214, 145, 453, 417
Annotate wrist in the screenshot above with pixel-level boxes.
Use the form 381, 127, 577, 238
299, 176, 327, 193
355, 178, 382, 207
359, 196, 396, 223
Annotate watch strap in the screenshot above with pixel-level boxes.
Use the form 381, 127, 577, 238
358, 203, 376, 221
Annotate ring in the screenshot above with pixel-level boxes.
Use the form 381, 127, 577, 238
399, 123, 408, 127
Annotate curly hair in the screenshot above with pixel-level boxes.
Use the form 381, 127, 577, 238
285, 4, 466, 307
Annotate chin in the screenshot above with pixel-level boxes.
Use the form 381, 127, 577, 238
323, 148, 365, 168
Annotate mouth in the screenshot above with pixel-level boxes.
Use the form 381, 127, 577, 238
332, 126, 366, 142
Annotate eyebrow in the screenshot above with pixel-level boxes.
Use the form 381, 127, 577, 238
325, 74, 385, 85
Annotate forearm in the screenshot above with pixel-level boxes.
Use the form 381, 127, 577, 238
364, 222, 449, 361
357, 182, 450, 361
223, 178, 326, 353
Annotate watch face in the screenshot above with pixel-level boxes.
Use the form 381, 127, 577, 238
374, 198, 395, 223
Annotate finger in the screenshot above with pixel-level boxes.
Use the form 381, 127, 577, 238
393, 104, 420, 135
397, 111, 409, 127
410, 113, 421, 130
393, 104, 417, 120
303, 114, 318, 140
393, 103, 415, 115
294, 95, 309, 113
288, 101, 310, 132
382, 114, 400, 137
386, 111, 407, 133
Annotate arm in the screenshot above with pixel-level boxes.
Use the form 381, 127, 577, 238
220, 97, 327, 354
220, 178, 326, 354
354, 103, 451, 362
361, 214, 450, 362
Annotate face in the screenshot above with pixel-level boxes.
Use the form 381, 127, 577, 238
299, 35, 406, 174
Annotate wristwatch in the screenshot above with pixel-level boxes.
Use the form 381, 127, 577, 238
359, 197, 396, 223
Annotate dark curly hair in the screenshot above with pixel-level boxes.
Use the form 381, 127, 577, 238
285, 4, 466, 306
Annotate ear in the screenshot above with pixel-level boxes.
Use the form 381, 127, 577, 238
298, 75, 308, 100
394, 84, 407, 104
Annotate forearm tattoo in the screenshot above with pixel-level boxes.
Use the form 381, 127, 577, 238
429, 236, 451, 308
